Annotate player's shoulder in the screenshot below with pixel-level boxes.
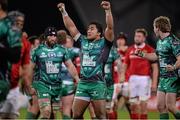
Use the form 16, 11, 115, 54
169, 34, 180, 45
0, 17, 11, 33
56, 44, 66, 50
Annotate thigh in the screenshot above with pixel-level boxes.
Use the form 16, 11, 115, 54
139, 77, 151, 101
157, 91, 166, 108
91, 100, 106, 119
62, 94, 74, 108
166, 92, 176, 107
72, 98, 90, 118
129, 76, 138, 102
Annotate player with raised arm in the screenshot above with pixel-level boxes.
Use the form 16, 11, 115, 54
58, 1, 114, 119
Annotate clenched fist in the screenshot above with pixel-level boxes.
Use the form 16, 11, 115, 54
101, 1, 111, 10
57, 3, 65, 12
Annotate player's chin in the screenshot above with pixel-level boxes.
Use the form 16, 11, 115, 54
87, 36, 95, 40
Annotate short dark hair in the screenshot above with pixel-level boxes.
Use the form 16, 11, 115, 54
135, 28, 148, 37
8, 11, 25, 23
88, 21, 103, 37
28, 36, 38, 44
117, 32, 128, 40
153, 16, 171, 33
0, 0, 8, 11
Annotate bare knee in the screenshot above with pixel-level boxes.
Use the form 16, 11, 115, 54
157, 102, 167, 113
94, 105, 106, 119
40, 106, 51, 119
166, 102, 176, 113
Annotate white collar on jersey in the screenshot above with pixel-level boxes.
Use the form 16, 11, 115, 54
134, 43, 145, 49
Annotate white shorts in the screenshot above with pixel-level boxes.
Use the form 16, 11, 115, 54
0, 87, 21, 116
129, 75, 151, 103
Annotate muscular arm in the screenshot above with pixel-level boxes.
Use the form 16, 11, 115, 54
101, 1, 114, 41
22, 62, 36, 95
65, 59, 80, 82
174, 56, 180, 69
141, 52, 158, 62
58, 3, 80, 38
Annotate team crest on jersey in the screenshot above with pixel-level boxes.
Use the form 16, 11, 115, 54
40, 52, 47, 58
48, 52, 56, 57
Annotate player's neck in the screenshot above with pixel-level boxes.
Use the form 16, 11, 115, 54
160, 32, 170, 40
135, 42, 145, 48
0, 10, 7, 19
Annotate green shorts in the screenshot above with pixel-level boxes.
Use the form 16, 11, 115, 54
0, 80, 10, 102
32, 81, 62, 107
106, 85, 114, 101
75, 81, 107, 101
158, 77, 179, 93
62, 81, 75, 96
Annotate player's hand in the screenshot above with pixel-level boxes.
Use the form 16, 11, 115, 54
101, 1, 111, 10
57, 3, 65, 12
166, 64, 175, 71
21, 82, 36, 96
151, 84, 157, 96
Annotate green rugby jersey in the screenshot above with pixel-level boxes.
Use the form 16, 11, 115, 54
0, 16, 22, 82
156, 34, 180, 78
31, 43, 70, 85
104, 47, 120, 86
76, 35, 113, 82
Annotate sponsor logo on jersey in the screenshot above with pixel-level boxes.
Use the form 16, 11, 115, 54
40, 52, 47, 58
57, 52, 63, 57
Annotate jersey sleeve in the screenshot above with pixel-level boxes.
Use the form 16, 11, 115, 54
171, 36, 180, 57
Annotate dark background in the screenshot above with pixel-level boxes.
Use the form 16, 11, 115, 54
8, 0, 180, 47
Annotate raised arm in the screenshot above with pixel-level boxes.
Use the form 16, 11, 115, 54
101, 1, 114, 42
57, 3, 80, 39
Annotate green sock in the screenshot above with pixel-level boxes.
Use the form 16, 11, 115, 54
62, 114, 71, 120
174, 111, 180, 119
160, 113, 169, 120
26, 111, 37, 119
